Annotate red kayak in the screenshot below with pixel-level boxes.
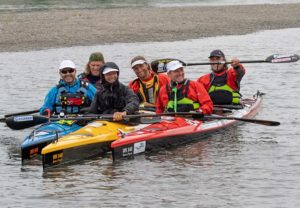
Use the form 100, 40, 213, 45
111, 91, 265, 160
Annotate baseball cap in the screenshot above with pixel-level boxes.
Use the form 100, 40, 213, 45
59, 60, 76, 70
208, 50, 225, 58
131, 56, 147, 68
166, 60, 183, 72
101, 62, 120, 75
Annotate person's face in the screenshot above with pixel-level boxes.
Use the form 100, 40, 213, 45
132, 63, 150, 80
210, 56, 226, 72
60, 68, 76, 84
89, 61, 104, 76
168, 67, 185, 83
104, 71, 118, 84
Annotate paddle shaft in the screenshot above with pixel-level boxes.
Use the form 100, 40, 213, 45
186, 60, 266, 66
151, 54, 299, 73
2, 109, 39, 118
52, 112, 280, 126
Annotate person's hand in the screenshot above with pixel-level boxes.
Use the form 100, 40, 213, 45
231, 58, 240, 68
42, 108, 51, 117
113, 111, 127, 121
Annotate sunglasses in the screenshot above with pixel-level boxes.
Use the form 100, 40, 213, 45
60, 68, 75, 74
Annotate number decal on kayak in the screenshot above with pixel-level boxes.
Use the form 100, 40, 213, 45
134, 141, 146, 154
29, 147, 39, 157
122, 146, 133, 157
52, 152, 63, 164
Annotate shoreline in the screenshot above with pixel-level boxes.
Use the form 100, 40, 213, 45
1, 3, 300, 52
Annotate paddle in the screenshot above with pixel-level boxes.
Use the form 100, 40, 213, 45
122, 112, 281, 126
0, 109, 39, 122
62, 112, 279, 126
4, 113, 161, 130
151, 54, 300, 73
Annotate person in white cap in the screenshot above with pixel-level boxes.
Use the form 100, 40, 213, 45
39, 60, 96, 116
129, 56, 169, 108
156, 60, 213, 114
89, 62, 139, 121
197, 49, 245, 105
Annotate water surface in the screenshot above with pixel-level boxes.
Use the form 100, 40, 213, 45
0, 28, 300, 207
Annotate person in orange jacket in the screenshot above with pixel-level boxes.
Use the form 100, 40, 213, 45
156, 60, 213, 114
129, 56, 170, 108
197, 49, 246, 105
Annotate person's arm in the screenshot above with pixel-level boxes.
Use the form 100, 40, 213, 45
230, 58, 246, 89
155, 86, 167, 114
88, 92, 100, 114
39, 87, 57, 115
193, 81, 213, 115
122, 86, 139, 115
86, 83, 97, 102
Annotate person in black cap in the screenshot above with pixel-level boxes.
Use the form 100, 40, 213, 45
89, 62, 139, 121
197, 50, 246, 105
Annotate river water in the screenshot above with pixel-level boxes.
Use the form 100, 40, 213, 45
0, 0, 299, 11
0, 28, 300, 207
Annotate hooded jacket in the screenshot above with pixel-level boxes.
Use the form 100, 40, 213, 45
89, 62, 139, 114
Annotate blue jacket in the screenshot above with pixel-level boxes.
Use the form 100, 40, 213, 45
40, 79, 96, 115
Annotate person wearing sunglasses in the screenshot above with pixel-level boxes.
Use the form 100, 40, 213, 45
197, 50, 245, 105
89, 62, 139, 121
39, 60, 97, 116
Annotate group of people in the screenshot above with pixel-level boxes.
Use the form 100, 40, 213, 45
39, 49, 246, 121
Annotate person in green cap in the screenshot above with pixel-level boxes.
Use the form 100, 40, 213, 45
78, 52, 105, 86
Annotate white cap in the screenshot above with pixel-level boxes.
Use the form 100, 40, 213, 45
166, 60, 183, 72
131, 60, 146, 68
102, 67, 119, 75
59, 60, 76, 70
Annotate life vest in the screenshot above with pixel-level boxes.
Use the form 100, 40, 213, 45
208, 72, 241, 104
133, 74, 160, 104
54, 81, 91, 114
166, 79, 200, 112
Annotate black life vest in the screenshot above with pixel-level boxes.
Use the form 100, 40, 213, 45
208, 72, 241, 105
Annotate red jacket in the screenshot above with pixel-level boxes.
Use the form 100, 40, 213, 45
129, 72, 170, 103
156, 80, 213, 114
197, 65, 246, 91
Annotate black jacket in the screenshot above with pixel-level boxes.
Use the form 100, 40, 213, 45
89, 81, 139, 114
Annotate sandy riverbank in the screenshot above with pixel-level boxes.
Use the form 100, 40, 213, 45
0, 4, 299, 52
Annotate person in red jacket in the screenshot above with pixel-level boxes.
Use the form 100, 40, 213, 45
129, 56, 170, 108
156, 60, 213, 114
197, 49, 246, 105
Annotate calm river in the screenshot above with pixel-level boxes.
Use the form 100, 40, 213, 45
0, 28, 299, 207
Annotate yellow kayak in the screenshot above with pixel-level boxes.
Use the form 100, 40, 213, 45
41, 120, 149, 169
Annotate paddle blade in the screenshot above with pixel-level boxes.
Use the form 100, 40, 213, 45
265, 54, 300, 63
150, 58, 186, 73
5, 115, 49, 130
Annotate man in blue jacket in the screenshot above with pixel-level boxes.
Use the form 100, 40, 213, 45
40, 60, 96, 115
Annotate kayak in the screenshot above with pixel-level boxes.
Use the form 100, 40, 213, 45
21, 120, 82, 161
41, 120, 150, 169
111, 91, 263, 160
21, 108, 156, 162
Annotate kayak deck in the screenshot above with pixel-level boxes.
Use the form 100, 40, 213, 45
111, 92, 263, 161
41, 120, 149, 169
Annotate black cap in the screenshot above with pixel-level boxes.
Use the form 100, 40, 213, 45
208, 50, 225, 58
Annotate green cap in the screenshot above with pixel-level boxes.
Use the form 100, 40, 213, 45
89, 52, 104, 62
